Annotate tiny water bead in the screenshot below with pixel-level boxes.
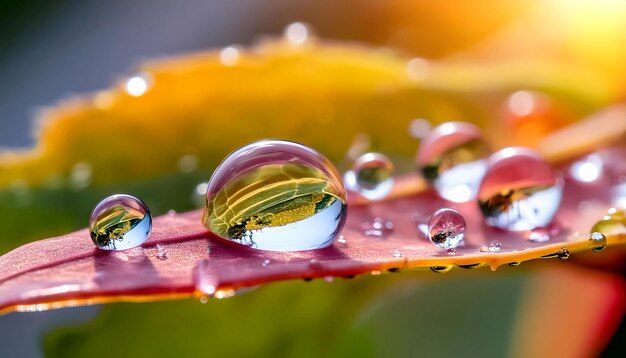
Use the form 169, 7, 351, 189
416, 122, 490, 202
427, 208, 466, 249
477, 147, 563, 231
89, 194, 152, 250
344, 152, 394, 200
203, 140, 347, 251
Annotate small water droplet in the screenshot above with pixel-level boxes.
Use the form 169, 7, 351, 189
525, 228, 551, 243
370, 270, 382, 276
569, 154, 603, 183
156, 244, 167, 260
284, 22, 310, 45
178, 154, 199, 173
214, 289, 235, 299
408, 118, 432, 139
427, 208, 466, 249
589, 232, 607, 252
557, 248, 570, 260
391, 249, 403, 258
125, 72, 152, 97
344, 153, 394, 200
167, 209, 177, 216
204, 140, 347, 251
406, 58, 430, 81
200, 296, 209, 304
430, 265, 452, 273
447, 248, 456, 255
70, 162, 92, 189
89, 194, 152, 250
508, 262, 521, 267
478, 147, 563, 231
262, 259, 271, 267
480, 242, 502, 252
337, 235, 347, 244
417, 122, 490, 202
219, 46, 240, 66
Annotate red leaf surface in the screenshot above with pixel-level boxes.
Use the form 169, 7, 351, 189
0, 160, 624, 313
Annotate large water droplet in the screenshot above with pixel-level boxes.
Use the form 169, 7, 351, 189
427, 208, 466, 249
89, 194, 152, 250
203, 140, 347, 251
477, 147, 562, 231
344, 152, 394, 200
417, 122, 490, 202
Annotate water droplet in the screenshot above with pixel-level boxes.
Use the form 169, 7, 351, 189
344, 152, 394, 200
478, 147, 563, 231
214, 289, 236, 299
406, 58, 430, 81
408, 118, 432, 139
427, 208, 466, 249
219, 46, 240, 66
167, 209, 177, 216
417, 122, 490, 202
262, 259, 271, 267
125, 72, 152, 97
525, 228, 550, 243
337, 235, 347, 244
177, 154, 199, 173
361, 218, 394, 237
591, 219, 626, 236
156, 244, 167, 260
204, 140, 347, 251
480, 242, 502, 252
557, 248, 570, 260
508, 262, 521, 267
89, 194, 152, 250
569, 154, 603, 183
606, 208, 626, 222
430, 265, 452, 273
391, 249, 403, 258
284, 22, 310, 45
70, 162, 92, 189
200, 296, 209, 304
447, 248, 456, 255
589, 232, 607, 252
370, 270, 382, 276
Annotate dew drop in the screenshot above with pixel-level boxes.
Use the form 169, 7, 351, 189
167, 209, 177, 216
408, 118, 432, 139
156, 244, 167, 260
478, 147, 563, 231
417, 122, 490, 202
262, 259, 271, 267
480, 242, 502, 252
589, 232, 607, 252
284, 22, 310, 45
391, 249, 403, 258
219, 46, 240, 66
447, 248, 456, 255
89, 194, 152, 250
337, 235, 347, 244
525, 228, 551, 243
569, 154, 603, 183
557, 248, 570, 260
508, 262, 521, 267
125, 72, 152, 97
200, 296, 209, 304
204, 140, 347, 251
427, 208, 466, 249
406, 58, 430, 81
344, 152, 394, 200
430, 265, 452, 273
591, 219, 626, 236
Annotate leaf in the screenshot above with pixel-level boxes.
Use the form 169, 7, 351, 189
1, 161, 624, 314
